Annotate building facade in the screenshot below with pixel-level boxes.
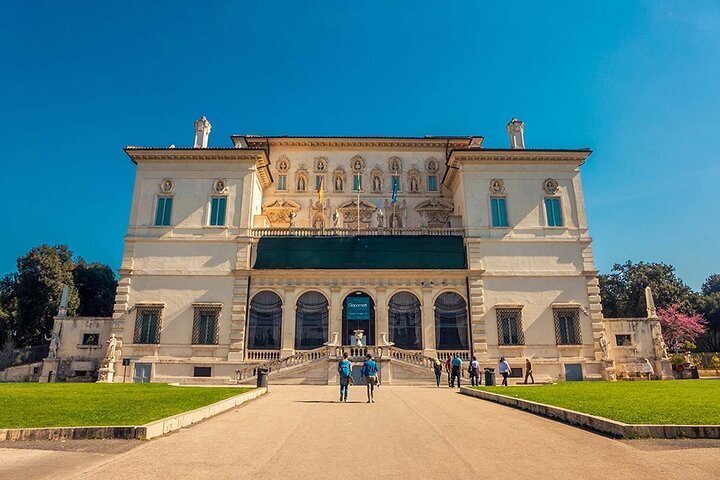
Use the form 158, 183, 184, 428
41, 117, 672, 384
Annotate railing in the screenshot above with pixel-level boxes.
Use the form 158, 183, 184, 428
246, 350, 281, 361
436, 350, 471, 361
389, 347, 470, 379
236, 346, 328, 382
0, 344, 49, 371
251, 227, 464, 238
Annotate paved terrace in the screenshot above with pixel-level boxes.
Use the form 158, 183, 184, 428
1, 386, 719, 480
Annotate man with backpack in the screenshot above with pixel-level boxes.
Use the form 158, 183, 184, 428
450, 354, 462, 388
337, 352, 352, 402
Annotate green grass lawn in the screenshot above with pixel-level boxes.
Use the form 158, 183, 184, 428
474, 380, 720, 425
0, 383, 253, 428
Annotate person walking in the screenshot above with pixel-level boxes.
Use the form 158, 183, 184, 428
469, 355, 480, 386
444, 357, 452, 386
450, 354, 462, 388
524, 358, 534, 384
361, 353, 379, 403
433, 359, 443, 387
337, 352, 352, 402
498, 356, 511, 386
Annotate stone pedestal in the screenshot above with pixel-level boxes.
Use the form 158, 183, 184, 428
97, 364, 115, 383
656, 359, 674, 380
39, 358, 59, 383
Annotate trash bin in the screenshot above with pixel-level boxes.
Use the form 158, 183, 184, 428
257, 367, 269, 388
484, 367, 496, 386
690, 366, 699, 379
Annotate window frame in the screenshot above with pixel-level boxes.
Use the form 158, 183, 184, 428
544, 197, 564, 227
427, 175, 438, 192
353, 173, 363, 192
490, 196, 509, 228
134, 305, 163, 344
154, 195, 174, 227
277, 175, 287, 191
496, 307, 524, 345
553, 307, 582, 345
209, 196, 227, 227
192, 305, 221, 345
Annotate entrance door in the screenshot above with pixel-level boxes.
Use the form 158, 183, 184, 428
133, 363, 152, 383
342, 291, 375, 346
564, 363, 583, 381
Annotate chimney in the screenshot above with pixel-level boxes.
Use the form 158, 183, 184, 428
193, 116, 212, 148
506, 118, 525, 149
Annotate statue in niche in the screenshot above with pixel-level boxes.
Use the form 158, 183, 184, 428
335, 176, 343, 191
391, 159, 400, 172
373, 175, 382, 192
354, 159, 362, 171
297, 177, 306, 191
376, 208, 385, 228
409, 175, 419, 192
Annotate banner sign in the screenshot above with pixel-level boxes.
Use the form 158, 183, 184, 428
346, 297, 370, 320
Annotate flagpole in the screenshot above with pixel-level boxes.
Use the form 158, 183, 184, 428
356, 172, 361, 235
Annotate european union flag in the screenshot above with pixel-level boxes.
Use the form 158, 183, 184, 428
391, 176, 398, 204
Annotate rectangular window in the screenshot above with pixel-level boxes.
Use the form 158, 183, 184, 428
428, 175, 438, 191
193, 366, 212, 377
82, 333, 99, 346
496, 308, 524, 345
615, 334, 632, 346
154, 197, 173, 226
192, 307, 220, 345
134, 306, 163, 344
554, 308, 581, 345
491, 197, 508, 227
210, 196, 227, 226
545, 197, 563, 227
277, 175, 287, 191
315, 175, 324, 191
353, 174, 362, 191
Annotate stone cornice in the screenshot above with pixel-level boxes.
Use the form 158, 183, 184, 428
236, 136, 474, 150
124, 148, 273, 188
443, 149, 591, 190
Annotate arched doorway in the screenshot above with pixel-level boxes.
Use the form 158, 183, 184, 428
342, 291, 375, 346
388, 291, 422, 350
435, 292, 469, 350
295, 291, 329, 350
247, 291, 283, 350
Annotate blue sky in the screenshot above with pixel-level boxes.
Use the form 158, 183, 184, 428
1, 1, 718, 289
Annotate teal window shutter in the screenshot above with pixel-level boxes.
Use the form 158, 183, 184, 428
278, 175, 287, 190
545, 198, 563, 227
353, 175, 362, 191
210, 197, 227, 226
491, 197, 508, 227
428, 175, 438, 191
155, 197, 172, 226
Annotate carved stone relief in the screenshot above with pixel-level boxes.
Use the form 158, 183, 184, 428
415, 198, 454, 228
262, 199, 301, 227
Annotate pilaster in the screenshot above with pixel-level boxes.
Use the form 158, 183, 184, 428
468, 274, 488, 360
280, 287, 297, 358
421, 285, 437, 357
375, 287, 388, 347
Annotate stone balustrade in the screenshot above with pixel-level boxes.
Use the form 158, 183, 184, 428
250, 227, 464, 237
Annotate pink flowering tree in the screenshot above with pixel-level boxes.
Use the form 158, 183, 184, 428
657, 304, 707, 352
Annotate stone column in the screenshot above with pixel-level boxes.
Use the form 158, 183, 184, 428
328, 287, 342, 345
421, 286, 437, 357
280, 287, 296, 358
468, 274, 488, 361
375, 287, 388, 347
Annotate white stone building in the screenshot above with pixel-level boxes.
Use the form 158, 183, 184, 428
41, 117, 672, 384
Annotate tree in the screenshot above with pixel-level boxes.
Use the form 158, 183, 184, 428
701, 274, 720, 296
73, 259, 117, 317
599, 261, 693, 318
658, 305, 707, 353
12, 245, 79, 346
695, 290, 720, 352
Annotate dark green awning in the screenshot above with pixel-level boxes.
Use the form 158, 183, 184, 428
253, 235, 466, 270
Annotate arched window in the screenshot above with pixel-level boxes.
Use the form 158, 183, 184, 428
295, 291, 329, 350
388, 292, 422, 350
247, 291, 282, 350
435, 292, 469, 350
